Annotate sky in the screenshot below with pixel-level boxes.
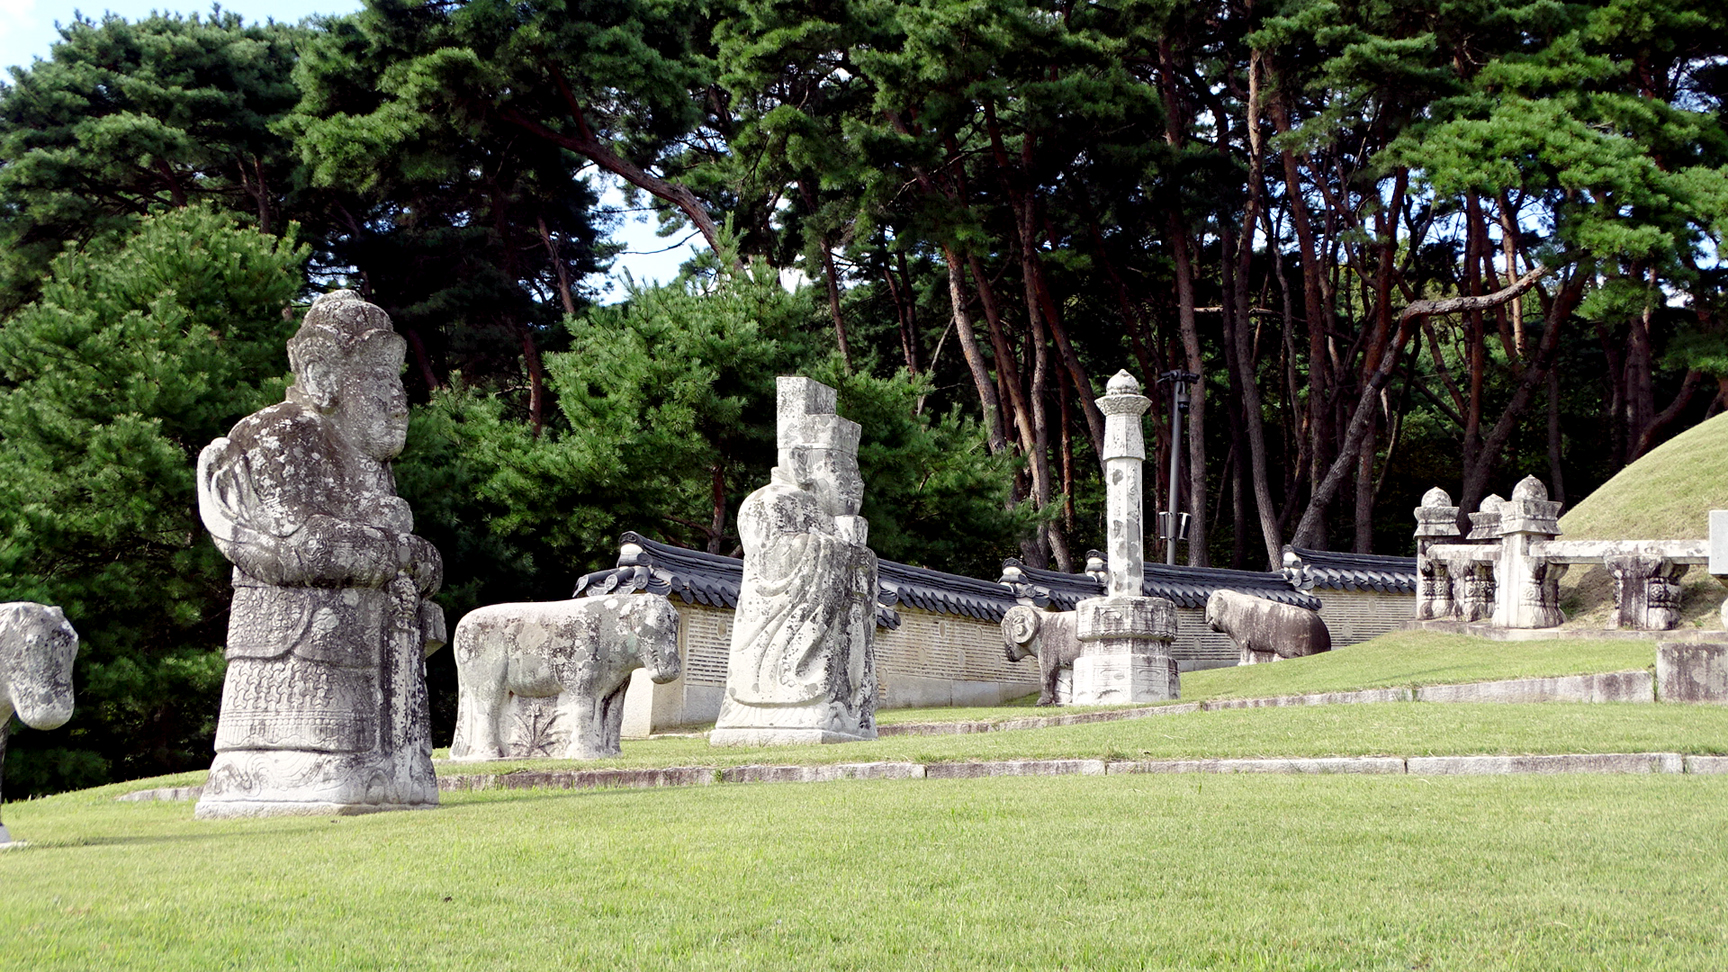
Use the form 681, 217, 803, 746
0, 0, 701, 296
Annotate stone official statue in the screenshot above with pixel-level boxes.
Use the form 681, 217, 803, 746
710, 377, 877, 746
194, 290, 444, 818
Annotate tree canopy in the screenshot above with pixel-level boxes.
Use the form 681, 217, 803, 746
1, 0, 1725, 794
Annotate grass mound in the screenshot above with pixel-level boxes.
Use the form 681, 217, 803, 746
1560, 410, 1728, 541
1545, 411, 1728, 626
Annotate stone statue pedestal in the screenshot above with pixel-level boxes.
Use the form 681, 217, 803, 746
1071, 595, 1178, 705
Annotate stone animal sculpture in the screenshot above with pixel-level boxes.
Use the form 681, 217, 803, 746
1001, 605, 1082, 705
450, 594, 681, 760
0, 602, 78, 844
1204, 589, 1331, 665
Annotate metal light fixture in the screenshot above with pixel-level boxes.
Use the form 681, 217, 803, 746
1156, 370, 1199, 564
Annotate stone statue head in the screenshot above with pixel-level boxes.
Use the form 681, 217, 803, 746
787, 446, 864, 518
286, 291, 410, 461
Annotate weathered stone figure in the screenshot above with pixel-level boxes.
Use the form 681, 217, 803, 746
195, 290, 444, 818
0, 603, 77, 845
1001, 606, 1081, 706
449, 594, 681, 760
1204, 590, 1331, 665
711, 377, 877, 746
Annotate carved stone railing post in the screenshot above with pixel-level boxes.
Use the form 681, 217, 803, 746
1414, 487, 1460, 620
1603, 551, 1688, 630
1492, 477, 1565, 629
1449, 495, 1504, 622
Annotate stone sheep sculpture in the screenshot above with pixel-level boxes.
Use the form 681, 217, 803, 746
1, 602, 78, 844
449, 594, 681, 761
1204, 589, 1331, 665
1001, 605, 1082, 706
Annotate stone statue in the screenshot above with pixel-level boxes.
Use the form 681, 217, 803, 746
710, 377, 877, 746
1001, 606, 1081, 706
0, 602, 77, 845
449, 593, 681, 760
194, 290, 444, 818
1205, 590, 1331, 665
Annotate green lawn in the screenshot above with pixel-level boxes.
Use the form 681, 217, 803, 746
5, 772, 1726, 971
418, 702, 1728, 778
9, 630, 1726, 970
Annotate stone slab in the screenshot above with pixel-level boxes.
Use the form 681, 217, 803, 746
1415, 671, 1652, 704
876, 721, 994, 737
1107, 757, 1406, 775
1202, 688, 1413, 710
194, 801, 441, 819
923, 759, 1107, 780
1656, 643, 1728, 703
438, 766, 716, 792
1683, 755, 1728, 774
1404, 620, 1728, 642
709, 727, 876, 747
1406, 753, 1683, 775
116, 786, 205, 802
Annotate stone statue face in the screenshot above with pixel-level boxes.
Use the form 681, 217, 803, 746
330, 359, 410, 461
800, 449, 864, 518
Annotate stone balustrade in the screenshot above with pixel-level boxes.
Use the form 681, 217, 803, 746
1414, 477, 1720, 632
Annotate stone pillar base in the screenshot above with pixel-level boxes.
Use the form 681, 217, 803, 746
1072, 595, 1179, 704
1070, 652, 1179, 705
194, 749, 438, 820
709, 695, 876, 748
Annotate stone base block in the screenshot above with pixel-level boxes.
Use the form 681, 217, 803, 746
710, 694, 875, 747
708, 727, 875, 747
193, 800, 438, 820
195, 749, 438, 820
1075, 595, 1177, 642
1071, 652, 1179, 705
1656, 642, 1728, 703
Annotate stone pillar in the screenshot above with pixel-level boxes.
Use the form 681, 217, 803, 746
1604, 552, 1687, 630
1492, 477, 1565, 629
1414, 487, 1460, 620
1099, 373, 1150, 597
1455, 494, 1505, 623
1071, 371, 1179, 704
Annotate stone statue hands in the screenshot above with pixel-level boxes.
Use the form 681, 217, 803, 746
395, 532, 443, 595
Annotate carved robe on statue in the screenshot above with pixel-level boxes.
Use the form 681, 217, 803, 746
712, 377, 876, 746
195, 291, 444, 818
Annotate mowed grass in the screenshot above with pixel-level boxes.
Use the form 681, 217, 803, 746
4, 771, 1727, 971
426, 701, 1728, 778
803, 630, 1656, 729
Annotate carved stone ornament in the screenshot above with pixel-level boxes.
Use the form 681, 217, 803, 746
0, 602, 77, 844
711, 377, 878, 746
449, 594, 681, 760
194, 291, 445, 818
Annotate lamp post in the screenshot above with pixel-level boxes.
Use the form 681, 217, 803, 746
1157, 370, 1198, 565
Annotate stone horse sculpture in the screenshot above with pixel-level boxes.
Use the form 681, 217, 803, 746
1, 602, 78, 844
1001, 605, 1082, 706
1205, 590, 1331, 665
449, 594, 681, 760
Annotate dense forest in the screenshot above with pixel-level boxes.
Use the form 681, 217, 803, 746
1, 0, 1723, 795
